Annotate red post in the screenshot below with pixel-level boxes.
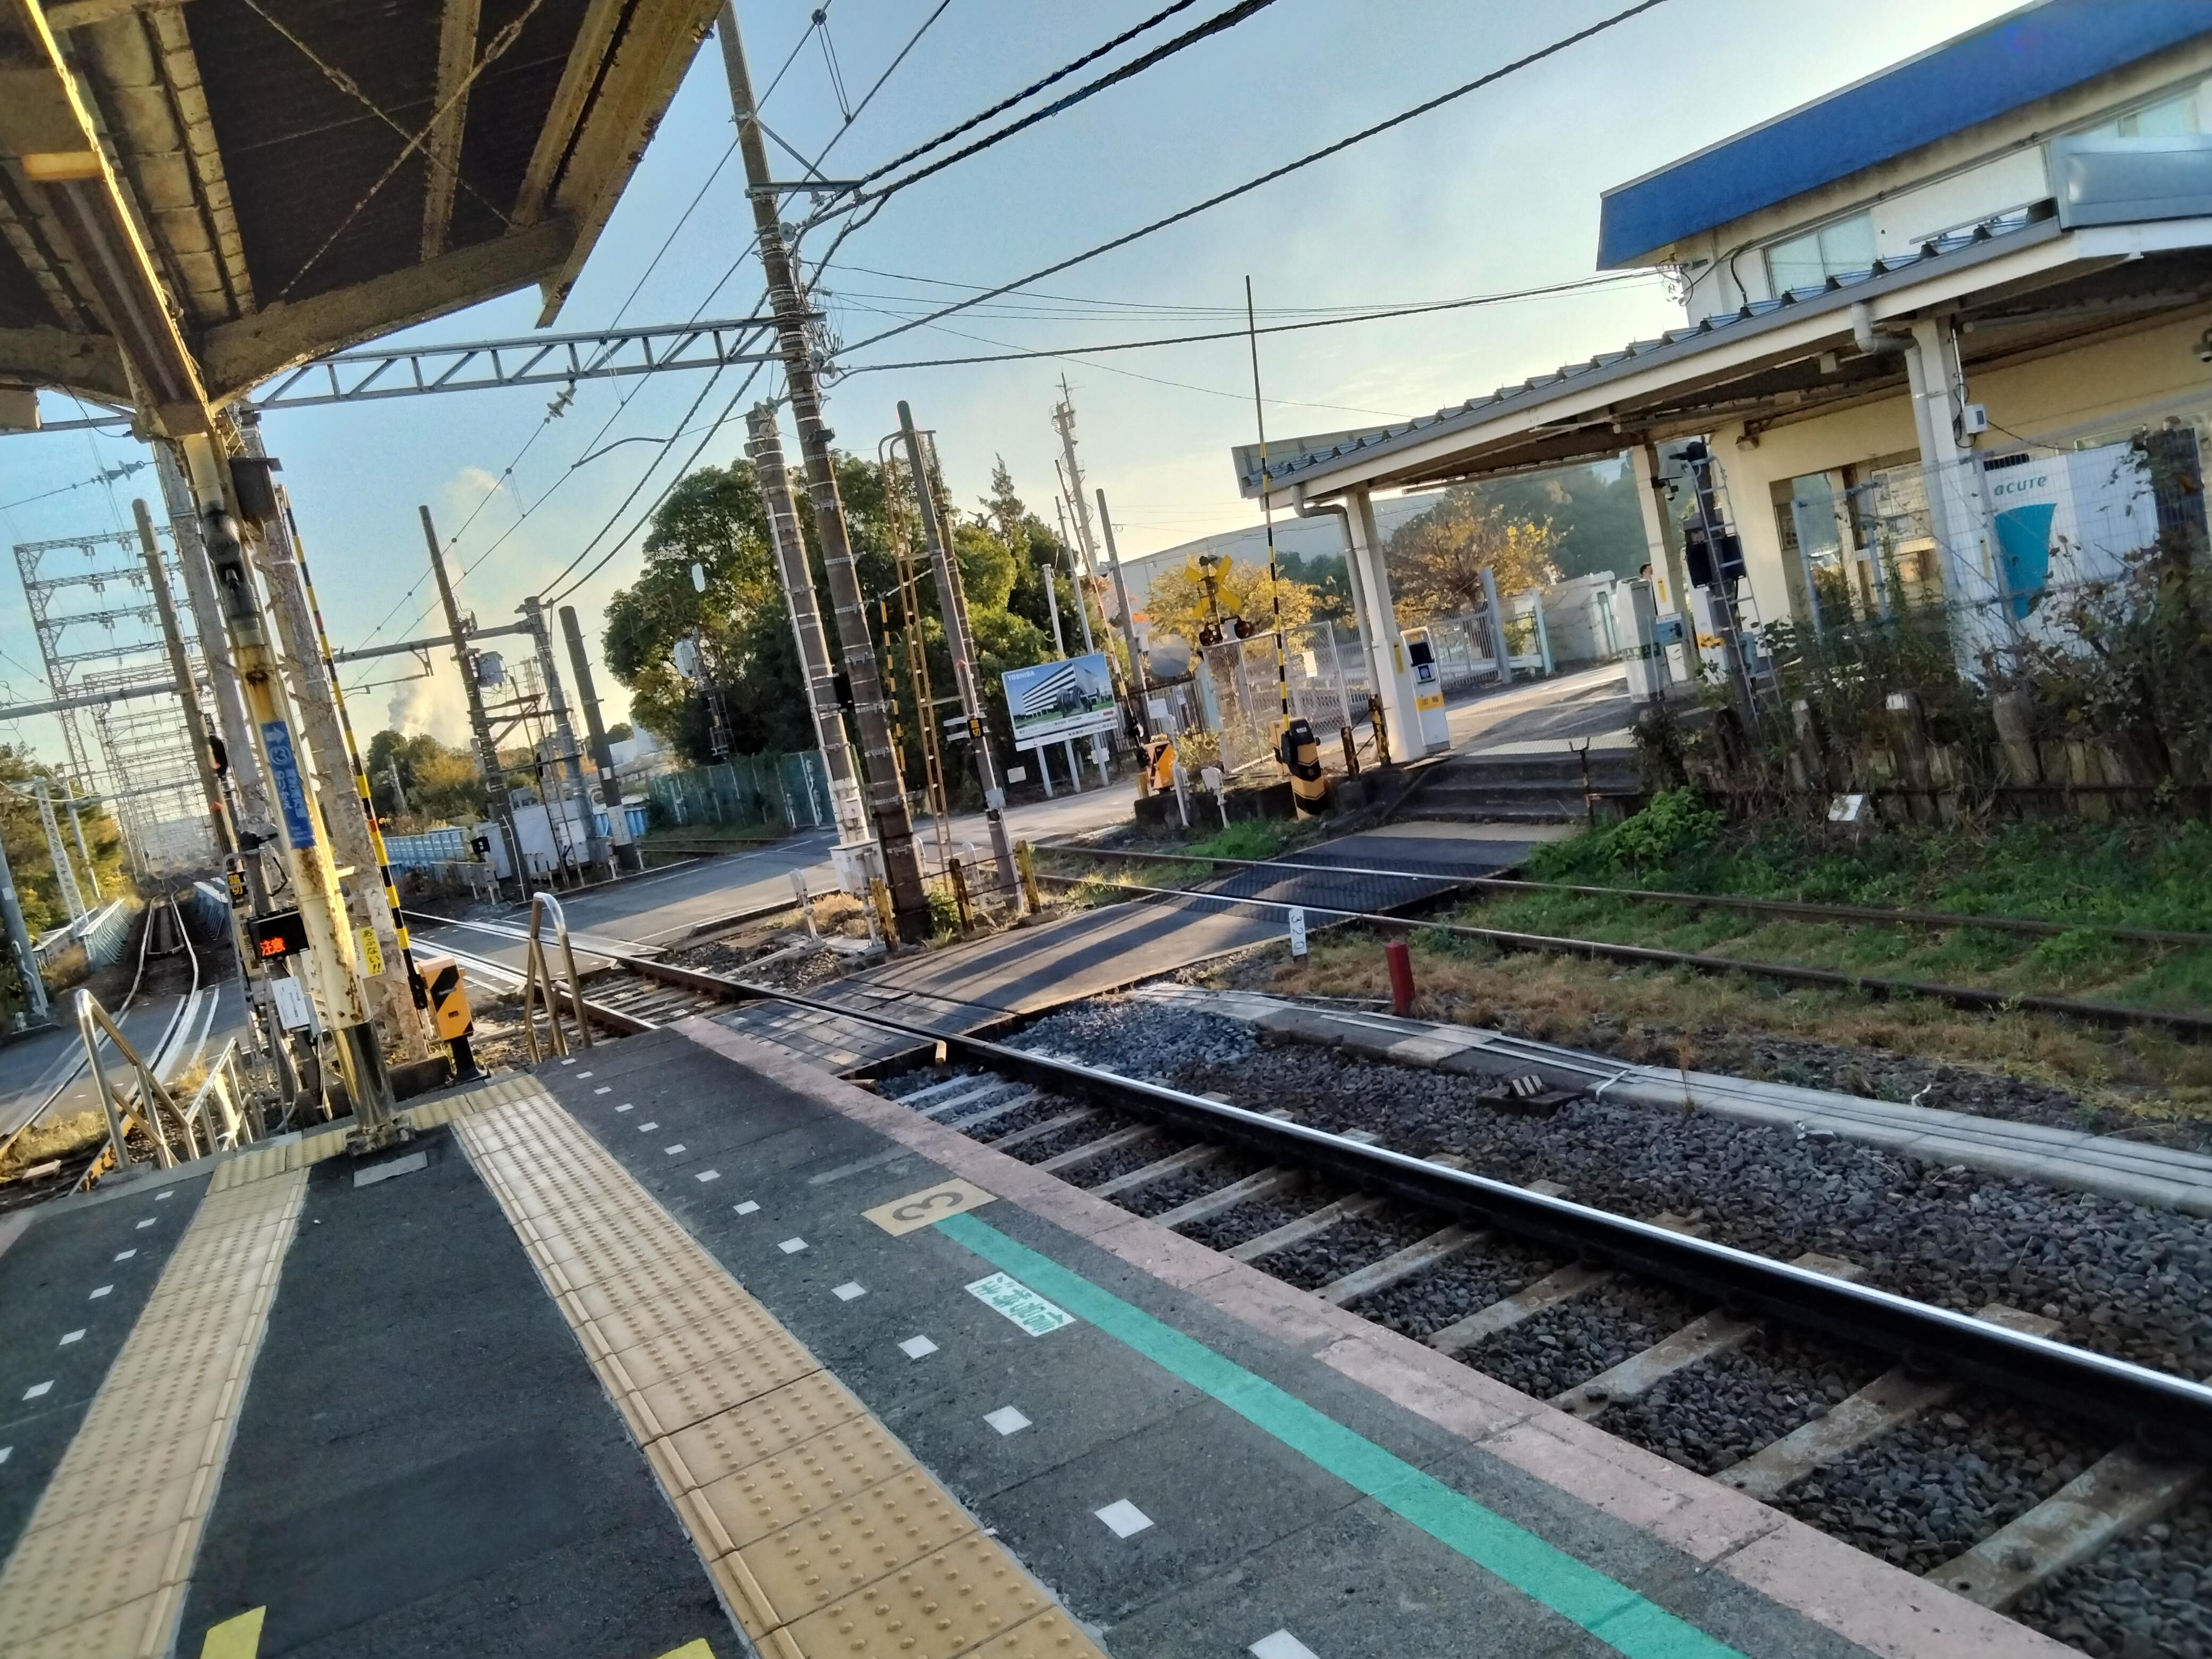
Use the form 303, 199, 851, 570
1386, 938, 1415, 1017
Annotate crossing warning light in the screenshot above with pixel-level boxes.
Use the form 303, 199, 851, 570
1281, 718, 1326, 816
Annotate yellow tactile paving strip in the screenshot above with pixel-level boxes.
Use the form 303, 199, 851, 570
449, 1079, 1109, 1659
0, 1167, 307, 1658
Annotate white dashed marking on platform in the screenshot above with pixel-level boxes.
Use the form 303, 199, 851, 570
984, 1406, 1030, 1437
155, 1189, 173, 1200
638, 1122, 658, 1132
560, 1058, 575, 1066
577, 1071, 593, 1079
135, 1218, 155, 1229
88, 1286, 111, 1300
615, 1103, 633, 1113
1251, 1633, 1320, 1659
23, 1381, 53, 1401
0, 1446, 10, 1464
734, 1200, 759, 1216
777, 1237, 807, 1254
593, 1086, 610, 1095
898, 1335, 938, 1360
663, 1144, 686, 1156
58, 1330, 83, 1346
694, 1169, 720, 1183
113, 1250, 135, 1262
1094, 1499, 1153, 1538
832, 1282, 865, 1302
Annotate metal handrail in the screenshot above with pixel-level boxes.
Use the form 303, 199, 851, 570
520, 891, 592, 1062
182, 1039, 255, 1153
74, 988, 195, 1174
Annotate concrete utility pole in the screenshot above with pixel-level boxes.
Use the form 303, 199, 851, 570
744, 406, 875, 877
132, 497, 230, 861
559, 605, 639, 873
387, 760, 409, 817
0, 825, 49, 1027
156, 444, 270, 831
720, 3, 929, 940
1053, 382, 1103, 579
423, 506, 523, 900
171, 430, 398, 1144
33, 783, 85, 920
523, 596, 604, 875
898, 403, 1013, 892
1097, 488, 1152, 741
253, 473, 422, 1057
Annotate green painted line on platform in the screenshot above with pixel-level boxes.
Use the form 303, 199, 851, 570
936, 1210, 1747, 1659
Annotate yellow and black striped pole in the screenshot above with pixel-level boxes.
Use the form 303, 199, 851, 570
1246, 276, 1292, 754
283, 491, 428, 1018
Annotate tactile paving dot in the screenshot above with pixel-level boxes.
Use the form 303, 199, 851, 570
776, 1534, 1058, 1658
597, 1304, 800, 1387
967, 1608, 1112, 1657
692, 1413, 913, 1549
658, 1373, 870, 1491
733, 1468, 977, 1623
633, 1335, 823, 1439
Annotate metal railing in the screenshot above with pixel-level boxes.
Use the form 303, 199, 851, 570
520, 891, 592, 1062
181, 1040, 256, 1154
75, 987, 194, 1174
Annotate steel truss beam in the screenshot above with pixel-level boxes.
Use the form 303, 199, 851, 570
253, 316, 783, 410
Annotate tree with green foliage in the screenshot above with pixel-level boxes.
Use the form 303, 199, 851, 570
366, 730, 486, 828
601, 453, 1059, 791
0, 743, 125, 936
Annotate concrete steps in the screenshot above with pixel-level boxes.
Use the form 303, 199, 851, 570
1401, 747, 1643, 824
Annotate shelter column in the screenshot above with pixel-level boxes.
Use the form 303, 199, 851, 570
1341, 487, 1425, 757
1630, 442, 1689, 618
1907, 315, 2012, 674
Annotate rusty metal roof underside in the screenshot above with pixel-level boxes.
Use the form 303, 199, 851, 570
0, 0, 722, 431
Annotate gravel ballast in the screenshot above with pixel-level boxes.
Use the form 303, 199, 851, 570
2015, 1490, 2212, 1659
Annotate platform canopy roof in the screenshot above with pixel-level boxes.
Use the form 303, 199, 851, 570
1234, 207, 2212, 505
0, 0, 722, 435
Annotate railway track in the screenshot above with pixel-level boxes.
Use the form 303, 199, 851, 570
856, 1012, 2210, 1653
0, 892, 204, 1203
404, 902, 2211, 1649
1033, 844, 2212, 1039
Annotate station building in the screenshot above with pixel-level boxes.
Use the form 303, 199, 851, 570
1241, 0, 2212, 735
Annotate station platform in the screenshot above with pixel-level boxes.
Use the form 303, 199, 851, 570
0, 1023, 2048, 1659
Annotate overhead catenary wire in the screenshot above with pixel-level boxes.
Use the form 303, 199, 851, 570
832, 272, 1661, 374
847, 0, 1284, 207
831, 0, 1675, 359
853, 0, 1202, 186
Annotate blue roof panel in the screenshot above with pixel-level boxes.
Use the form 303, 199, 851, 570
1596, 0, 2212, 267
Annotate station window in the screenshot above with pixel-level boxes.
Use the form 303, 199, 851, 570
2083, 88, 2201, 140
1764, 212, 1876, 294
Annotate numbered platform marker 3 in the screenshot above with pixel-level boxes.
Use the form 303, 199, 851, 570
863, 1178, 998, 1237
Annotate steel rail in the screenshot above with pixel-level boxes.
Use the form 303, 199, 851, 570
690, 979, 2211, 1460
1044, 842, 2212, 950
1035, 870, 2212, 1039
396, 919, 2209, 1453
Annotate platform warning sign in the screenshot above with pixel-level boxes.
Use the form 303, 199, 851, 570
965, 1271, 1074, 1336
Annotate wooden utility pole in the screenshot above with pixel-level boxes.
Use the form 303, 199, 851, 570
719, 3, 928, 940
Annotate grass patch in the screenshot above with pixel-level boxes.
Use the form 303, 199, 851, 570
1488, 794, 2212, 1012
1, 1110, 104, 1177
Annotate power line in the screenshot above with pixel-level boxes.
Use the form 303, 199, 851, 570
518, 3, 960, 615
852, 0, 1283, 208
855, 0, 1200, 186
834, 272, 1658, 371
827, 297, 1415, 418
834, 0, 1674, 359
347, 9, 832, 655
544, 363, 774, 608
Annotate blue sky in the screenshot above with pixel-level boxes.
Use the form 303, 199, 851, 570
1, 0, 2023, 753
